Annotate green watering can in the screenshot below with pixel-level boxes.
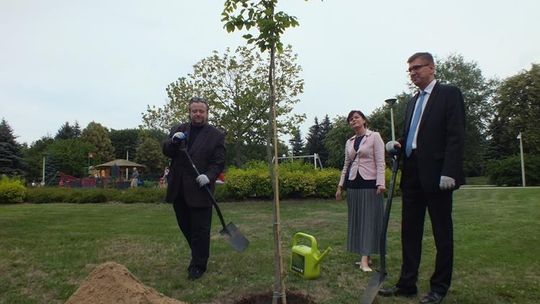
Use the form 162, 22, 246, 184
290, 232, 332, 279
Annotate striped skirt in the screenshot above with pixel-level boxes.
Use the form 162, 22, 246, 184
346, 188, 384, 255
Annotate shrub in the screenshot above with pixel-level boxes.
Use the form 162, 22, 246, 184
218, 163, 341, 200
26, 187, 70, 204
25, 187, 166, 204
116, 188, 167, 204
313, 170, 341, 198
487, 154, 540, 186
0, 175, 27, 204
65, 189, 110, 204
280, 170, 316, 198
219, 167, 253, 200
19, 161, 406, 203
249, 169, 272, 198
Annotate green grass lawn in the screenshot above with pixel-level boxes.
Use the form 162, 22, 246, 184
1, 188, 539, 304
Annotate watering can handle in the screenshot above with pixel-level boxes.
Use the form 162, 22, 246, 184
293, 232, 318, 249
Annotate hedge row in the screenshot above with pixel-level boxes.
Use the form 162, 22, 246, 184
215, 166, 341, 201
2, 162, 403, 204
24, 187, 166, 204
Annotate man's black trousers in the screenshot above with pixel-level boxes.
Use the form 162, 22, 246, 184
173, 195, 213, 272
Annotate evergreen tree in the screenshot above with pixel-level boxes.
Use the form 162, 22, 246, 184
289, 129, 304, 156
73, 121, 82, 138
318, 115, 332, 165
305, 117, 321, 156
305, 116, 331, 166
0, 119, 26, 176
55, 122, 80, 140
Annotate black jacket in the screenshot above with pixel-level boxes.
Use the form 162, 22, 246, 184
400, 81, 466, 192
162, 123, 225, 207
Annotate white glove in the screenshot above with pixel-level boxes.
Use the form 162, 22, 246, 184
439, 175, 456, 190
172, 132, 187, 143
385, 140, 400, 155
196, 174, 210, 187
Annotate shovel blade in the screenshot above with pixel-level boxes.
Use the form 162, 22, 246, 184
360, 271, 387, 304
219, 222, 249, 252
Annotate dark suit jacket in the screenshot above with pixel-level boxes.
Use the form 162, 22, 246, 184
162, 123, 226, 207
401, 81, 466, 192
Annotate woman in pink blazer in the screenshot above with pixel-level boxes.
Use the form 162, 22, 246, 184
336, 110, 386, 272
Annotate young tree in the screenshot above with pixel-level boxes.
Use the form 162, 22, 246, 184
81, 122, 115, 164
222, 1, 306, 302
0, 119, 26, 177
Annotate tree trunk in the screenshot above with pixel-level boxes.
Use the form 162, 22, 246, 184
268, 42, 287, 304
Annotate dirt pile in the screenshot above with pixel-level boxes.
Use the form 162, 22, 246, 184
65, 261, 187, 304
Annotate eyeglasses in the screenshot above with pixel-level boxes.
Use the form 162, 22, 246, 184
407, 63, 430, 73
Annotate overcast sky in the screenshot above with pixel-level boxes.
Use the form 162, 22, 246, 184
1, 0, 539, 145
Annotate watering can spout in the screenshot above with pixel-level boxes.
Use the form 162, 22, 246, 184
315, 247, 332, 265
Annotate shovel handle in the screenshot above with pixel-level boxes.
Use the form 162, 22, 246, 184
180, 148, 228, 231
379, 155, 400, 272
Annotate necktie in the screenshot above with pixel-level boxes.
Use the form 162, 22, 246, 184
405, 91, 427, 157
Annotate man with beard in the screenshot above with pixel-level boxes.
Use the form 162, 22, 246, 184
162, 97, 225, 280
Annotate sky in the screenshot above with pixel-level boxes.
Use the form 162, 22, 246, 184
1, 0, 539, 145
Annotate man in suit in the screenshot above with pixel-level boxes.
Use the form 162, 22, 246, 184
379, 52, 465, 304
162, 97, 226, 280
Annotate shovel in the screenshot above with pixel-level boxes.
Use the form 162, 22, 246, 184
181, 148, 249, 252
361, 153, 400, 304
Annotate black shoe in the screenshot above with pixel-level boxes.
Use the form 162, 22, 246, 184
378, 286, 417, 297
419, 291, 444, 304
188, 267, 205, 280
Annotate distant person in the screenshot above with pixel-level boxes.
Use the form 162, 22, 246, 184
379, 52, 465, 304
130, 167, 139, 188
162, 97, 226, 280
160, 166, 170, 188
335, 110, 386, 272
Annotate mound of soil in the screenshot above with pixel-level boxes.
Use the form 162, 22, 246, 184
65, 262, 187, 304
233, 291, 316, 304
